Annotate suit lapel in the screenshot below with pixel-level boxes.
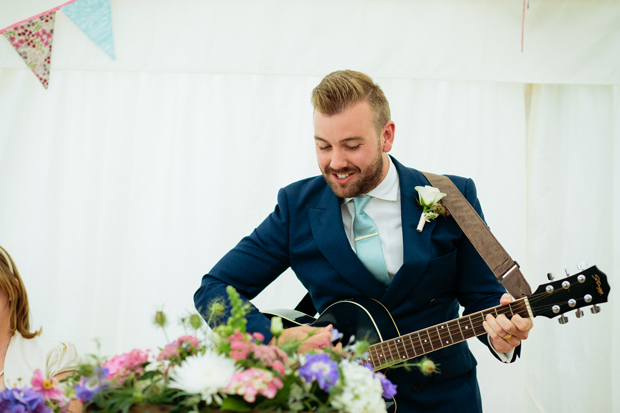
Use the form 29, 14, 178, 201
382, 159, 436, 311
309, 185, 386, 300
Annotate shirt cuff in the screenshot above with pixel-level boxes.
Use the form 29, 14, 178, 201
490, 343, 515, 363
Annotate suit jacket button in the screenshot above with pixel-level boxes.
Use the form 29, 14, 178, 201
413, 383, 422, 392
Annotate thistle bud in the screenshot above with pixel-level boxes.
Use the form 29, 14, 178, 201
419, 358, 436, 376
209, 302, 225, 317
155, 311, 167, 328
189, 314, 203, 330
270, 316, 284, 338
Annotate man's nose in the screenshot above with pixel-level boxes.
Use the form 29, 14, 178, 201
330, 148, 348, 171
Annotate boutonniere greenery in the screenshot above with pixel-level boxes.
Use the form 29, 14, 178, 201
415, 185, 449, 232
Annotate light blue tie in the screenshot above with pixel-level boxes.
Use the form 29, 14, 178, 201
353, 196, 390, 288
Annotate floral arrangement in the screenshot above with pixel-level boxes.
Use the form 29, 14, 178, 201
0, 286, 436, 413
415, 185, 449, 232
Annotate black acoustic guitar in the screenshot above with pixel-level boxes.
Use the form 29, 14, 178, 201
264, 265, 610, 371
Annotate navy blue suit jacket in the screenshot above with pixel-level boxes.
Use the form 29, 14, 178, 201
194, 157, 517, 413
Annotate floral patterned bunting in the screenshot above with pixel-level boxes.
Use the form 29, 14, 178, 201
62, 0, 115, 59
2, 12, 56, 89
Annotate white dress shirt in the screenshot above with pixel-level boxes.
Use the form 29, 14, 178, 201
340, 157, 513, 362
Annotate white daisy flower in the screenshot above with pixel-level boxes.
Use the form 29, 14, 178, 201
169, 350, 238, 404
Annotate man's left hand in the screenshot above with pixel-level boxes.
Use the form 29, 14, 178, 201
483, 293, 534, 353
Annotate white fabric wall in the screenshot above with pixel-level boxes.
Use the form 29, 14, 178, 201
0, 1, 618, 412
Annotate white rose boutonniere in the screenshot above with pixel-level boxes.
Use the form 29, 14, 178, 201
415, 185, 449, 232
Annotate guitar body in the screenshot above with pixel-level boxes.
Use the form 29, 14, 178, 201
265, 297, 400, 346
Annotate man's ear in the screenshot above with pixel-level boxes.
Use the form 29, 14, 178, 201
381, 121, 395, 153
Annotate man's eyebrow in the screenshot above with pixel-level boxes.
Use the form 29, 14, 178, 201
314, 136, 363, 142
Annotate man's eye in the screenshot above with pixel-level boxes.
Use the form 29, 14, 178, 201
346, 145, 361, 150
318, 145, 331, 151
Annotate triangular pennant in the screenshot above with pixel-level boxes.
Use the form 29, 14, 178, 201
61, 0, 115, 59
2, 11, 57, 89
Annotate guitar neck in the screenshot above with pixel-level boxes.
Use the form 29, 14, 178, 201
366, 297, 533, 370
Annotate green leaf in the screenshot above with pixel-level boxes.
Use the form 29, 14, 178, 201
220, 396, 253, 412
140, 370, 158, 380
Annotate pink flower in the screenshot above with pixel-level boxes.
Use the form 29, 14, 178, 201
226, 368, 283, 403
31, 369, 66, 406
271, 360, 285, 375
177, 335, 200, 349
103, 349, 150, 384
157, 342, 180, 361
230, 340, 250, 361
157, 335, 200, 363
252, 332, 265, 343
263, 376, 283, 399
252, 344, 289, 369
229, 330, 251, 361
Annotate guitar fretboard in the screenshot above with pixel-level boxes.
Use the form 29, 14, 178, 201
366, 297, 532, 370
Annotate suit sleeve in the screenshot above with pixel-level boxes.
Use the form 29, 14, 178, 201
454, 178, 520, 362
193, 187, 292, 341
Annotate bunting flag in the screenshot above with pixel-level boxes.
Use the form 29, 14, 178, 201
0, 0, 114, 89
62, 0, 115, 59
0, 0, 77, 89
1, 12, 57, 89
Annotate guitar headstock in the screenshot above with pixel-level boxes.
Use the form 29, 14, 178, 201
530, 265, 610, 319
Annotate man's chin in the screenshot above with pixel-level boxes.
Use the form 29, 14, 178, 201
325, 178, 361, 199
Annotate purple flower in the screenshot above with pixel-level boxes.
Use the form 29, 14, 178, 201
361, 363, 397, 398
75, 367, 108, 402
376, 373, 397, 399
331, 328, 344, 343
0, 387, 51, 413
299, 353, 339, 391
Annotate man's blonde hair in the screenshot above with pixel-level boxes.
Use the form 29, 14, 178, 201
311, 70, 391, 134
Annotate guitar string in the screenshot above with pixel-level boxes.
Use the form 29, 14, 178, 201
370, 300, 540, 365
372, 303, 524, 365
369, 281, 596, 366
528, 276, 597, 306
526, 279, 595, 314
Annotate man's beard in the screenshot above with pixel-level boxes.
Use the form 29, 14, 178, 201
322, 151, 384, 199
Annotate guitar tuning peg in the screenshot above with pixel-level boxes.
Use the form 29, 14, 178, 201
575, 309, 584, 318
547, 272, 555, 280
564, 268, 570, 277
558, 314, 569, 324
577, 261, 588, 270
591, 305, 601, 314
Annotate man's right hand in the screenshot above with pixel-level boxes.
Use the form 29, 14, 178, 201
269, 324, 334, 353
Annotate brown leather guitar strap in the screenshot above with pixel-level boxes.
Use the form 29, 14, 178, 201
422, 172, 532, 298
